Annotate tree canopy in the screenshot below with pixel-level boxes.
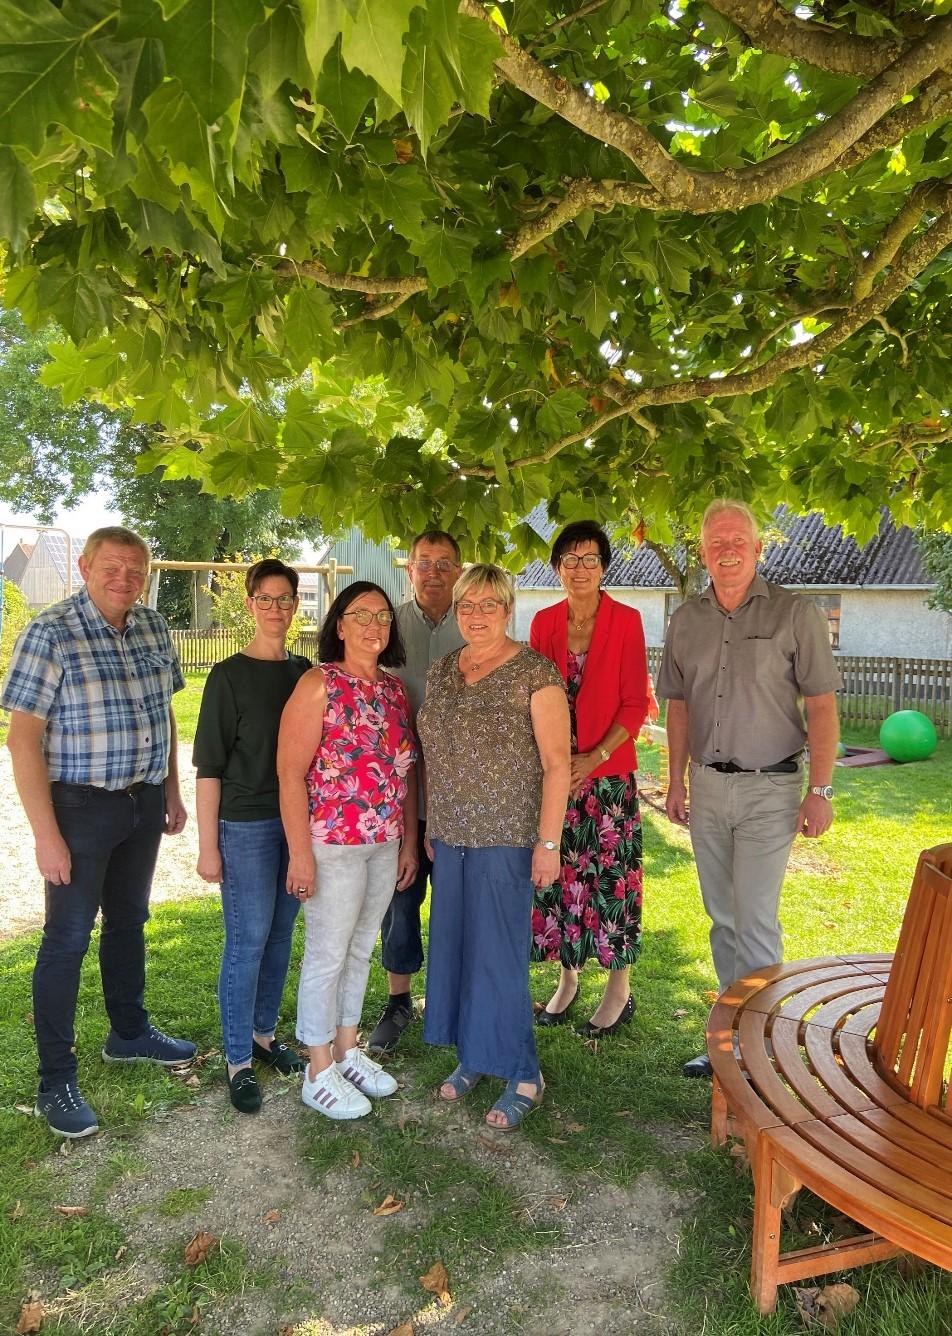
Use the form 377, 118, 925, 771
1, 0, 950, 561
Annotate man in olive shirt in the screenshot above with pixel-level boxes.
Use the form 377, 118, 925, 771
367, 529, 464, 1054
657, 500, 841, 1078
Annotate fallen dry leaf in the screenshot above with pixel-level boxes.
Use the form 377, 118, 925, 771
454, 1304, 473, 1324
393, 138, 414, 164
729, 1143, 749, 1171
672, 1007, 689, 1019
25, 1012, 34, 1026
816, 1283, 860, 1328
263, 1209, 281, 1226
387, 1322, 415, 1336
350, 1150, 361, 1169
824, 922, 837, 930
16, 1292, 43, 1334
14, 1104, 34, 1116
58, 1141, 71, 1157
10, 1200, 24, 1221
549, 1195, 568, 1212
475, 1134, 508, 1155
53, 1204, 89, 1218
184, 1074, 200, 1088
419, 1260, 451, 1306
115, 1246, 127, 1261
546, 1136, 568, 1145
565, 1122, 585, 1134
373, 1194, 405, 1217
183, 1230, 218, 1266
703, 989, 720, 1003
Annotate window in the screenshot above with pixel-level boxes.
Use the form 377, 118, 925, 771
809, 593, 841, 650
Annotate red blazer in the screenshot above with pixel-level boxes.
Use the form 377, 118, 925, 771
530, 593, 649, 780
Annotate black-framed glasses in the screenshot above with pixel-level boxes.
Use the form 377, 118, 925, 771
559, 553, 602, 570
456, 598, 505, 615
252, 593, 295, 609
341, 609, 394, 625
411, 558, 459, 573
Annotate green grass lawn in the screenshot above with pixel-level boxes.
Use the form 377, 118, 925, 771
0, 706, 950, 1333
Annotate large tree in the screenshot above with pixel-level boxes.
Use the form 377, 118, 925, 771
1, 1, 951, 561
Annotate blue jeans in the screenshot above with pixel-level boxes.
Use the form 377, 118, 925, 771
379, 819, 430, 975
218, 817, 300, 1067
33, 782, 165, 1088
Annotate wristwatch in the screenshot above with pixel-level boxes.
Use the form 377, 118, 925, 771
598, 745, 611, 762
535, 838, 558, 851
809, 785, 834, 800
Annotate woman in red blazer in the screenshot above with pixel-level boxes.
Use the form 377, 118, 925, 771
530, 521, 650, 1037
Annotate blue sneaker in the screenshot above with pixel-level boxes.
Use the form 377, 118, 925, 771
35, 1081, 99, 1138
102, 1024, 196, 1066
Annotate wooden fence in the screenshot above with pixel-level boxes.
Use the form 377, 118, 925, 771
170, 627, 318, 671
645, 648, 950, 738
175, 635, 950, 738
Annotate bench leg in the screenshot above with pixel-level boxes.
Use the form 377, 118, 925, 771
711, 1073, 728, 1146
750, 1136, 800, 1314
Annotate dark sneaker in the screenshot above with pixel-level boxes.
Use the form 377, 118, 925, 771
102, 1025, 197, 1066
228, 1067, 262, 1114
35, 1081, 99, 1138
366, 998, 413, 1056
252, 1038, 305, 1075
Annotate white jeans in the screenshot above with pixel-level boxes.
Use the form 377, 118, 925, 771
296, 841, 399, 1047
687, 762, 801, 990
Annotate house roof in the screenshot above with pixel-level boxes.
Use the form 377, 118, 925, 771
515, 505, 929, 591
39, 532, 83, 586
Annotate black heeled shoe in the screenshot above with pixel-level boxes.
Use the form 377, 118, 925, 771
576, 994, 635, 1038
536, 986, 579, 1028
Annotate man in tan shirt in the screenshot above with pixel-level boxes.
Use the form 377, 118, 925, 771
657, 500, 841, 1078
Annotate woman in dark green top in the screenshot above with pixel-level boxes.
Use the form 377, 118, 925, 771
193, 560, 310, 1113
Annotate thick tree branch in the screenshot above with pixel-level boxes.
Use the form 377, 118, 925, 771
820, 74, 952, 178
853, 179, 949, 299
545, 0, 613, 36
275, 259, 427, 297
461, 1, 952, 213
705, 0, 904, 77
458, 194, 952, 476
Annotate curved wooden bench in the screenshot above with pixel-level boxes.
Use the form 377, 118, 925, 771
706, 843, 952, 1313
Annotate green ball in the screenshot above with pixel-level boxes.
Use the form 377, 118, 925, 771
879, 710, 938, 763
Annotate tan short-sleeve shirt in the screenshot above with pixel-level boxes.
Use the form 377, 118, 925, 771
419, 646, 566, 848
656, 577, 841, 770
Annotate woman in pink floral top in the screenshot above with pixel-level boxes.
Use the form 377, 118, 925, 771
278, 582, 418, 1121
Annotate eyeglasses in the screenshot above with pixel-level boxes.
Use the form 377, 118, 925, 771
341, 609, 394, 625
252, 593, 295, 609
559, 553, 602, 570
411, 558, 459, 574
456, 599, 505, 615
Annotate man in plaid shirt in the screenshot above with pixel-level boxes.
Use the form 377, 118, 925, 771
3, 526, 196, 1137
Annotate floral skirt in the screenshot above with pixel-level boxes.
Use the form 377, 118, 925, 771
531, 773, 643, 970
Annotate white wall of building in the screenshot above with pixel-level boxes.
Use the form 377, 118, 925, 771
513, 587, 670, 644
839, 590, 952, 659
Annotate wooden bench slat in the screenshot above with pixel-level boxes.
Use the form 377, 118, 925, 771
834, 1030, 912, 1110
854, 1106, 952, 1176
769, 1016, 872, 1119
799, 985, 885, 1033
740, 964, 873, 1016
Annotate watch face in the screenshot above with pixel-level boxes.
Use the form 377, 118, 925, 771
813, 785, 834, 799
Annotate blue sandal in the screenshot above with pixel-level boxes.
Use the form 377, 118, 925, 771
486, 1076, 545, 1131
439, 1065, 483, 1102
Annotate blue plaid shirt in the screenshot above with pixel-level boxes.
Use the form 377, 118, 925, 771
1, 587, 185, 788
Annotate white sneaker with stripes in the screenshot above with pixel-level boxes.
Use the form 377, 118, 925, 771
337, 1046, 399, 1098
301, 1061, 371, 1120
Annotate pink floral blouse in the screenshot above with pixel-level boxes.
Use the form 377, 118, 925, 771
305, 665, 416, 845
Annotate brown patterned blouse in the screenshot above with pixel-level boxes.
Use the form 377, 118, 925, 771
419, 646, 566, 849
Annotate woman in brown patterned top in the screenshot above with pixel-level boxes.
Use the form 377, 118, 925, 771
418, 564, 570, 1130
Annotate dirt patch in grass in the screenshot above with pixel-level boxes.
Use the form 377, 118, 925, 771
45, 1070, 690, 1335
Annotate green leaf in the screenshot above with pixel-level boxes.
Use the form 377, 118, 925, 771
35, 267, 113, 342
415, 222, 472, 290
247, 0, 312, 96
572, 283, 610, 337
316, 42, 376, 141
0, 0, 117, 152
284, 285, 336, 366
160, 0, 264, 123
297, 0, 347, 81
655, 236, 697, 295
367, 166, 428, 242
0, 146, 36, 252
340, 0, 417, 106
537, 388, 588, 438
206, 271, 274, 330
456, 15, 498, 118
401, 7, 458, 155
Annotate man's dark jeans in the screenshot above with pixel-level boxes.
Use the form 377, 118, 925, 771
379, 819, 431, 976
33, 782, 165, 1087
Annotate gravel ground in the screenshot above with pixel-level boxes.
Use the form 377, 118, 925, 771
5, 746, 694, 1335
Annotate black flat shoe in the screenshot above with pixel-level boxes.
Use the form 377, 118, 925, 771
682, 1052, 713, 1080
228, 1067, 262, 1114
536, 986, 579, 1028
576, 994, 635, 1038
252, 1038, 305, 1075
